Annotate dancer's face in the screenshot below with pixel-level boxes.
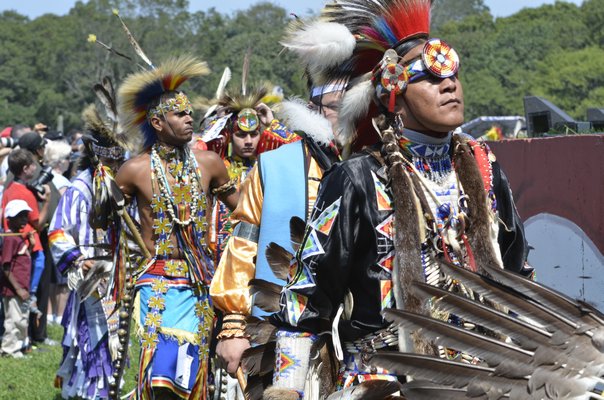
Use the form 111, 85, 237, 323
153, 109, 195, 146
310, 90, 344, 136
393, 43, 465, 137
231, 129, 260, 159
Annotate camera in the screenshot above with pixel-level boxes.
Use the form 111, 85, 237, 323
0, 137, 17, 148
27, 166, 54, 198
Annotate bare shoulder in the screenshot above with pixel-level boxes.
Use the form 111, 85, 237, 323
116, 152, 150, 194
193, 149, 222, 166
118, 153, 149, 176
120, 152, 150, 172
193, 149, 225, 174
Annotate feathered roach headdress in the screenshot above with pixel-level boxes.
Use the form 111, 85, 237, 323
117, 56, 209, 152
203, 50, 299, 156
282, 1, 460, 151
81, 77, 129, 168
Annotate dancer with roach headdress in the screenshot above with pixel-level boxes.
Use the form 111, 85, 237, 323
48, 77, 130, 399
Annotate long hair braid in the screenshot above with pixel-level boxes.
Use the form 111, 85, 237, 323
378, 116, 435, 355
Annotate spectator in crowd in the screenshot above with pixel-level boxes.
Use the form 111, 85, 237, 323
17, 132, 46, 166
1, 199, 34, 358
0, 124, 32, 190
66, 129, 84, 178
1, 149, 51, 347
33, 123, 49, 137
43, 140, 73, 325
44, 139, 72, 195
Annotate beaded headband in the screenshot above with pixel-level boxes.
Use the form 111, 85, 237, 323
148, 92, 193, 119
92, 143, 125, 160
310, 81, 348, 101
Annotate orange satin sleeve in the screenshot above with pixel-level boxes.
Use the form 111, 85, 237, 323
210, 165, 263, 315
306, 156, 323, 218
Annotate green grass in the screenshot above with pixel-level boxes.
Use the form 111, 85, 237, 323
0, 323, 140, 399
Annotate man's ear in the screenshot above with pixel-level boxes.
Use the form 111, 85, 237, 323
378, 90, 407, 114
149, 116, 163, 132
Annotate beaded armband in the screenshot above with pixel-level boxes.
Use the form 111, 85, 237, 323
216, 314, 250, 340
211, 178, 237, 196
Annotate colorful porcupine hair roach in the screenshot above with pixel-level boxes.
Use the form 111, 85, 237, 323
288, 0, 433, 152
117, 55, 210, 153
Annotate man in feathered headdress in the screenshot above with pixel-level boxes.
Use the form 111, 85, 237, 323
202, 77, 298, 399
114, 56, 238, 399
209, 33, 348, 382
49, 82, 127, 399
258, 1, 532, 398
205, 85, 293, 268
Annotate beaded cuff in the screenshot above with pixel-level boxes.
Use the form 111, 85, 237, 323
211, 178, 237, 196
216, 314, 250, 340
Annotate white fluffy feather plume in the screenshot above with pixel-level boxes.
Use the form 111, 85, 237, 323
276, 98, 334, 146
281, 21, 356, 85
337, 75, 374, 149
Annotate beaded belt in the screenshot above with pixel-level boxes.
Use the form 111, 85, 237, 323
145, 259, 189, 278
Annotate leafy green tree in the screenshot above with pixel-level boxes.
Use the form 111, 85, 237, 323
531, 46, 604, 119
0, 0, 600, 131
431, 0, 490, 31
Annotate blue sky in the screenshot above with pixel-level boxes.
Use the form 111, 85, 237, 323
1, 0, 585, 19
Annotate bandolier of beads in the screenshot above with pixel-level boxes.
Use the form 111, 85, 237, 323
150, 144, 208, 258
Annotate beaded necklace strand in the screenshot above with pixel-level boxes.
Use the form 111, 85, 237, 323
150, 143, 213, 285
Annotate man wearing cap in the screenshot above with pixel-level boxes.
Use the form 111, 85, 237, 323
210, 78, 346, 376
1, 199, 34, 358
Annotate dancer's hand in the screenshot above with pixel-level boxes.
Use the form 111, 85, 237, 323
216, 337, 251, 375
255, 103, 274, 126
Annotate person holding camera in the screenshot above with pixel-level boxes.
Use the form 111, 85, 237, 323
1, 148, 51, 348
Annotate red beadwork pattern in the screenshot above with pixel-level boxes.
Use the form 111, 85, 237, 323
422, 39, 460, 79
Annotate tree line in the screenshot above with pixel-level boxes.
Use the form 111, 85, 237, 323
0, 0, 602, 132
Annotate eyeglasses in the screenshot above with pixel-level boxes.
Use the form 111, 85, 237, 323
310, 101, 340, 113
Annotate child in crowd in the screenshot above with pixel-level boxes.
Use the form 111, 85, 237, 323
1, 199, 34, 358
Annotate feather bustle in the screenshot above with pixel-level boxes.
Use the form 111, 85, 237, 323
241, 342, 277, 376
244, 316, 277, 344
325, 380, 400, 400
382, 308, 534, 377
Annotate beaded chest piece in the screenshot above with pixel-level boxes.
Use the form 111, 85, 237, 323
150, 143, 213, 285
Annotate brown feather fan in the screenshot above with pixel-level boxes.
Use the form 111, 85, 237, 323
367, 263, 604, 399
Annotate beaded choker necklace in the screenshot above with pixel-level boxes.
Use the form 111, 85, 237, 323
398, 129, 453, 184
